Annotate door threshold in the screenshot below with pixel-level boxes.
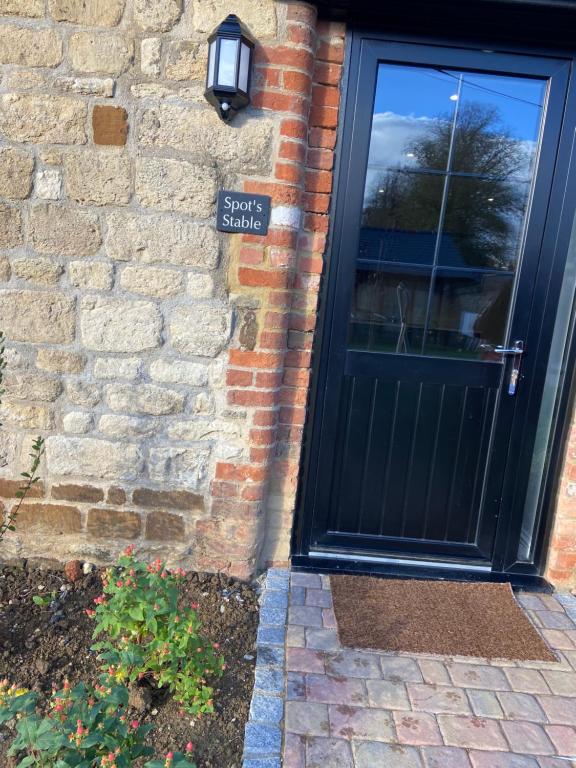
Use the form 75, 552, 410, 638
309, 549, 492, 572
292, 553, 553, 592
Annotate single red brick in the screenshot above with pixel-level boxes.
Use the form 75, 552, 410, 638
304, 191, 331, 213
281, 117, 308, 140
250, 428, 277, 446
283, 368, 311, 387
307, 147, 334, 170
288, 329, 313, 349
287, 22, 316, 47
299, 255, 324, 273
290, 312, 316, 332
305, 169, 333, 193
264, 311, 289, 330
250, 446, 276, 464
240, 246, 265, 265
238, 267, 292, 289
317, 39, 345, 64
255, 371, 283, 388
211, 500, 254, 517
259, 331, 287, 349
280, 387, 308, 406
294, 273, 321, 294
304, 212, 330, 232
244, 179, 302, 206
107, 486, 126, 505
251, 90, 308, 116
284, 70, 312, 94
254, 65, 283, 88
228, 389, 277, 407
269, 249, 296, 269
310, 104, 339, 128
298, 231, 327, 252
215, 463, 267, 482
52, 483, 104, 503
253, 409, 279, 427
211, 480, 239, 498
309, 126, 337, 149
275, 162, 303, 184
229, 349, 284, 368
226, 369, 254, 386
241, 484, 267, 501
280, 406, 307, 425
285, 349, 312, 368
279, 139, 307, 163
313, 61, 343, 86
0, 478, 44, 498
243, 228, 298, 249
312, 84, 340, 108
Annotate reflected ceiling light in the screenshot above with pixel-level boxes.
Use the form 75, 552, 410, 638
406, 152, 415, 158
449, 94, 459, 101
378, 188, 385, 193
487, 197, 494, 202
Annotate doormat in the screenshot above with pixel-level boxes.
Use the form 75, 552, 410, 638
330, 575, 557, 661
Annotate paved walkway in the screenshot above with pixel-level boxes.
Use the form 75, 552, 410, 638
283, 572, 576, 768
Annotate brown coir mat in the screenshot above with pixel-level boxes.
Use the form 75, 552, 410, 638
330, 575, 557, 661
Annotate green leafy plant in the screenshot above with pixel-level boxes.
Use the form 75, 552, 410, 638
0, 330, 45, 543
0, 677, 196, 768
32, 591, 55, 608
89, 547, 224, 716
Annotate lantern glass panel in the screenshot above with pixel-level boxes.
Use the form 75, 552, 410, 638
239, 42, 251, 93
207, 40, 217, 87
218, 38, 239, 87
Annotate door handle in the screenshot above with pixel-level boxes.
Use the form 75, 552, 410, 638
494, 340, 524, 355
494, 340, 524, 395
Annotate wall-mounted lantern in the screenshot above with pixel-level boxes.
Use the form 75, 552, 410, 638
204, 14, 255, 122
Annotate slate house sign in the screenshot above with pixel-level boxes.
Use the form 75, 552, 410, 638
216, 190, 271, 235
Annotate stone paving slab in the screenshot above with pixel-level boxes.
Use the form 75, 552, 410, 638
280, 574, 576, 768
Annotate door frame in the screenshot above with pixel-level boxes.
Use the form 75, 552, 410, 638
291, 26, 576, 588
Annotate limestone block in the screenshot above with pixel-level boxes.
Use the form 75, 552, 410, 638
165, 41, 204, 81
66, 381, 101, 407
148, 445, 210, 490
167, 419, 240, 441
169, 304, 231, 357
4, 371, 62, 401
36, 349, 86, 374
105, 212, 219, 268
93, 357, 140, 380
0, 148, 34, 199
68, 261, 113, 290
135, 157, 216, 217
0, 94, 87, 144
98, 414, 157, 438
119, 265, 182, 298
134, 0, 182, 31
63, 411, 93, 434
53, 76, 115, 97
39, 150, 63, 165
194, 0, 276, 37
48, 0, 125, 26
187, 272, 214, 298
0, 290, 75, 343
138, 105, 274, 175
3, 70, 46, 90
65, 153, 132, 206
11, 257, 64, 285
80, 296, 162, 352
0, 0, 44, 17
149, 359, 208, 387
46, 436, 144, 480
0, 205, 23, 248
35, 169, 62, 200
106, 383, 184, 415
29, 203, 101, 256
141, 38, 161, 76
192, 391, 214, 414
0, 400, 54, 429
69, 32, 133, 76
0, 255, 10, 281
0, 25, 62, 67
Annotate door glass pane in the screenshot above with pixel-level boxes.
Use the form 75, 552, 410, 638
367, 64, 457, 172
425, 272, 513, 358
349, 268, 430, 353
440, 177, 531, 270
451, 73, 546, 179
349, 61, 547, 358
362, 171, 444, 265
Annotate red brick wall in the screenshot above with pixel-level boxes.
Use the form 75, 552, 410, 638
546, 417, 576, 589
196, 4, 346, 580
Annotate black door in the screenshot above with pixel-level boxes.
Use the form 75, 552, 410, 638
298, 37, 573, 571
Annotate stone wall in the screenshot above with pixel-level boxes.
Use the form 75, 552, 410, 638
0, 0, 344, 577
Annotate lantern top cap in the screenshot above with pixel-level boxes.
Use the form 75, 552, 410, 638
208, 13, 255, 46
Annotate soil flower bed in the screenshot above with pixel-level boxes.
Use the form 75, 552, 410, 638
0, 560, 259, 767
